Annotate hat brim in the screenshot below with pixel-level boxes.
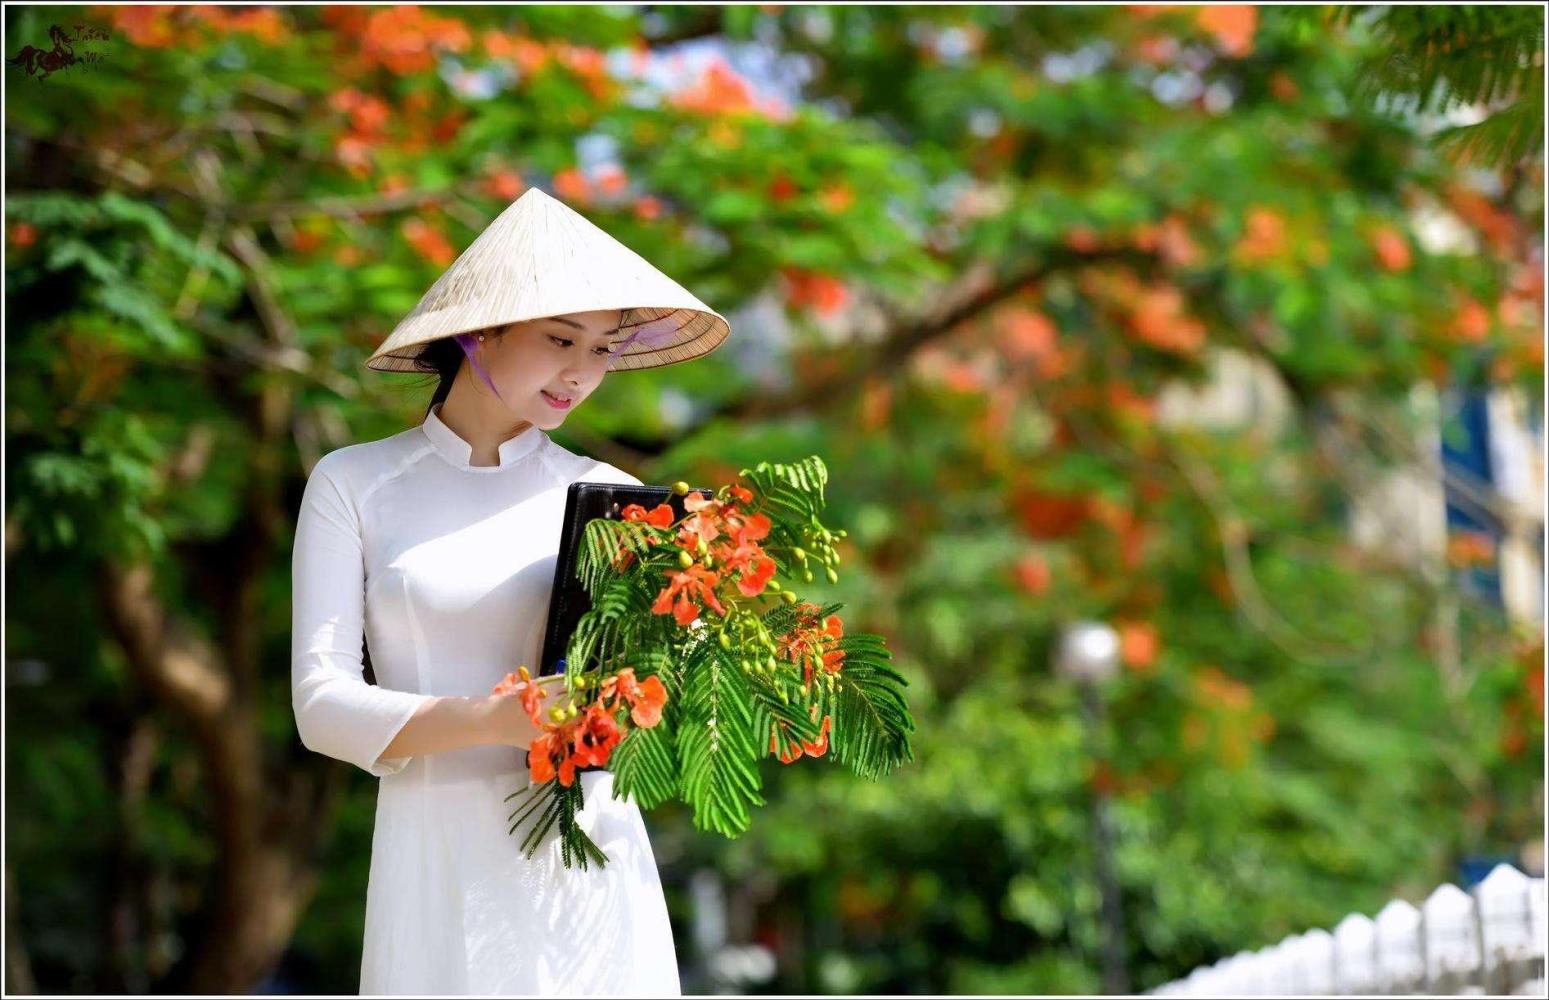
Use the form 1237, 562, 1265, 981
365, 305, 729, 374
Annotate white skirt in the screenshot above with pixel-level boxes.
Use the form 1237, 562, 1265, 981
360, 763, 682, 996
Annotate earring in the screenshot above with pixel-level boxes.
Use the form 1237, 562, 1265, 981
478, 334, 485, 342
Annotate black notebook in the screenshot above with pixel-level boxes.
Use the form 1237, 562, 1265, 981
538, 480, 710, 678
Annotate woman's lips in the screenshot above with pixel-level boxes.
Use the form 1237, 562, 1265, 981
541, 390, 573, 410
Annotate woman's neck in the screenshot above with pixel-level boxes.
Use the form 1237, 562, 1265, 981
436, 384, 534, 468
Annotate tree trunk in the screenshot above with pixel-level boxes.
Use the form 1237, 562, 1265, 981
96, 559, 335, 994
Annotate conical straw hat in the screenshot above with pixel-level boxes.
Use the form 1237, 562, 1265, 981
367, 187, 730, 374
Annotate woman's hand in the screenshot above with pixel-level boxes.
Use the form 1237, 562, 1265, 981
482, 690, 544, 749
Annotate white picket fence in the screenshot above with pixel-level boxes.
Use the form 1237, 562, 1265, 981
1151, 863, 1547, 996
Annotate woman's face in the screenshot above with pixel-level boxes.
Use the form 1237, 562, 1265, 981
471, 309, 624, 427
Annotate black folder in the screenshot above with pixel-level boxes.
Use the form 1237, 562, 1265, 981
539, 480, 710, 678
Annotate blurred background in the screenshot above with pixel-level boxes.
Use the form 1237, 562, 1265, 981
4, 4, 1544, 995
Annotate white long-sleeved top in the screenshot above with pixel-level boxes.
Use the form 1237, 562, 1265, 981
291, 401, 681, 995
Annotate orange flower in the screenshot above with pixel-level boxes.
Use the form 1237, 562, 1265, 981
770, 724, 804, 763
820, 184, 855, 214
595, 165, 628, 197
1013, 553, 1051, 596
774, 603, 846, 685
1369, 224, 1412, 272
8, 222, 37, 249
819, 615, 845, 674
599, 667, 669, 728
485, 169, 526, 201
529, 721, 580, 786
570, 702, 622, 768
711, 510, 776, 596
491, 667, 548, 725
651, 565, 726, 626
628, 674, 667, 728
1234, 206, 1288, 262
622, 502, 675, 529
802, 713, 832, 757
782, 268, 850, 316
1118, 620, 1160, 672
553, 167, 590, 203
676, 493, 726, 551
768, 174, 799, 202
613, 502, 675, 570
770, 706, 832, 763
1195, 4, 1256, 57
668, 57, 761, 116
600, 667, 638, 705
1449, 298, 1492, 343
402, 218, 455, 267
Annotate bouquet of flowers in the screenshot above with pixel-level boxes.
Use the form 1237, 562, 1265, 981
490, 455, 916, 870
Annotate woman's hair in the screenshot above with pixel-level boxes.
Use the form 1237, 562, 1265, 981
408, 310, 632, 419
408, 325, 505, 420
405, 308, 635, 417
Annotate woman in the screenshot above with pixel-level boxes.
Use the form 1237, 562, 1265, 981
290, 188, 730, 995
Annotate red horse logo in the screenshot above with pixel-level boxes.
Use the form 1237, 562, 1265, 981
9, 23, 109, 80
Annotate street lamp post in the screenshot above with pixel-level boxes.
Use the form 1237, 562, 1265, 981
1055, 620, 1130, 995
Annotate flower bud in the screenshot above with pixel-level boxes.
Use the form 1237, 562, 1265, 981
672, 480, 690, 495
793, 547, 806, 562
782, 590, 798, 604
826, 567, 839, 584
803, 568, 814, 583
549, 707, 565, 723
719, 632, 732, 650
678, 549, 694, 569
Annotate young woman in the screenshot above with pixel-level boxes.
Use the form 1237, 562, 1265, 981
290, 188, 730, 995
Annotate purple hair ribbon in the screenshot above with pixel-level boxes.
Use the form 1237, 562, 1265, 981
606, 316, 679, 371
453, 332, 504, 401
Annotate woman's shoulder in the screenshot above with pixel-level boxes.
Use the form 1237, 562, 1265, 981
541, 437, 645, 488
306, 427, 427, 495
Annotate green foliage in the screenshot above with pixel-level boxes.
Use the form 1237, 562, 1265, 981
674, 641, 767, 837
514, 457, 915, 867
1321, 4, 1546, 167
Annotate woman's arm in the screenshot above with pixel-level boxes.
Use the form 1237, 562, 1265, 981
291, 455, 443, 776
375, 691, 543, 764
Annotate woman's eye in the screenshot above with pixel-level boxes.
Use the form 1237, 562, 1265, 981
551, 334, 614, 357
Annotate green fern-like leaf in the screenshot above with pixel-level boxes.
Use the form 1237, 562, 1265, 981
740, 457, 830, 524
610, 714, 680, 808
609, 650, 683, 808
828, 634, 916, 780
674, 643, 765, 837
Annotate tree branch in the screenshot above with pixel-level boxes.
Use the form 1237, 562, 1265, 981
97, 560, 231, 727
699, 247, 1149, 427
